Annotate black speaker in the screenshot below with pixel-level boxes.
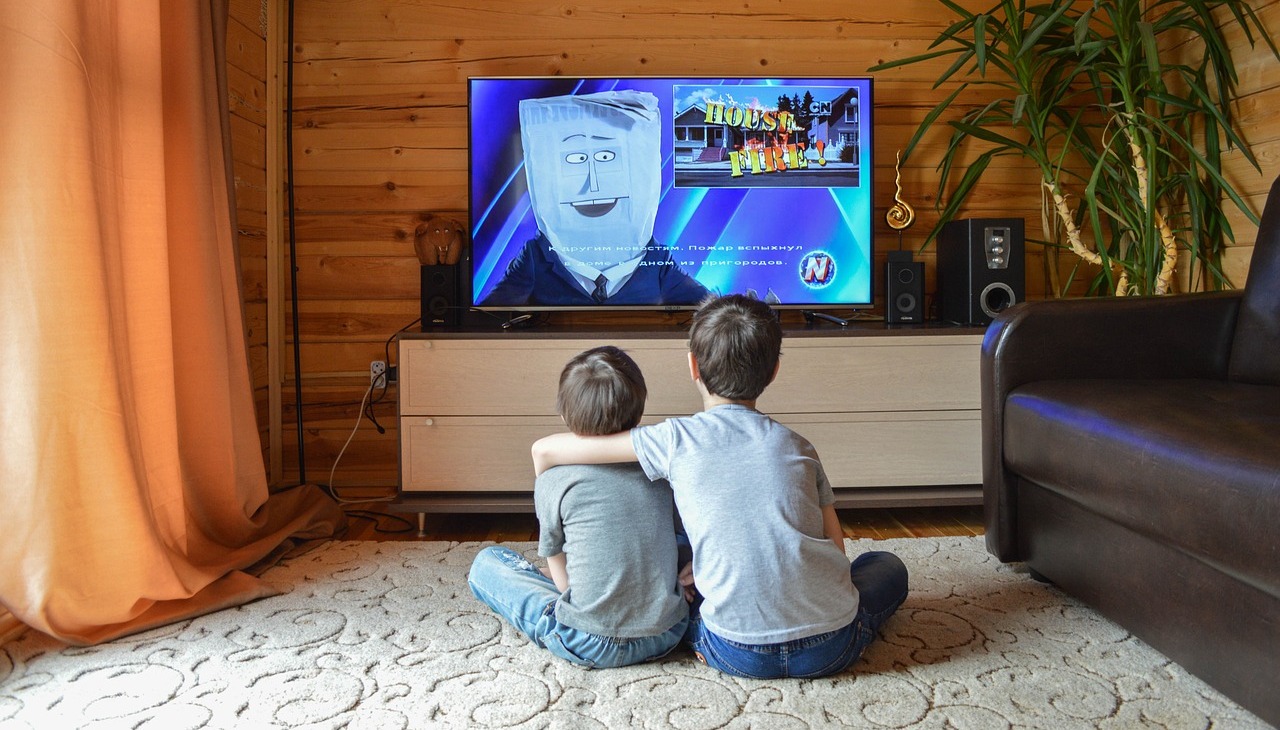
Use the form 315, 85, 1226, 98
937, 218, 1025, 325
420, 265, 460, 329
885, 250, 925, 324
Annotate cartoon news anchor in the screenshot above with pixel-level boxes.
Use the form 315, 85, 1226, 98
483, 90, 708, 307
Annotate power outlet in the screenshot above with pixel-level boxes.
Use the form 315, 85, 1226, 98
370, 360, 387, 387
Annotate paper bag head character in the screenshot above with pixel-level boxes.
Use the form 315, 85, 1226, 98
518, 90, 661, 268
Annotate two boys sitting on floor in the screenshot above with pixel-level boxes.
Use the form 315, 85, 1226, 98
468, 294, 908, 677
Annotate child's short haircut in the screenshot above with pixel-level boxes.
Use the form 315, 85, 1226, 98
688, 294, 782, 400
557, 346, 647, 435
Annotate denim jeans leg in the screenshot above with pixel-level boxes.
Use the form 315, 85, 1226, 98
467, 545, 560, 642
546, 613, 689, 669
470, 546, 688, 669
846, 550, 909, 661
850, 551, 909, 623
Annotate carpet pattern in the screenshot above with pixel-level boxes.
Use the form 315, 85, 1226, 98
1, 537, 1267, 729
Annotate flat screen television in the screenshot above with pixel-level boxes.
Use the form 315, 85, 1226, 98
468, 76, 874, 311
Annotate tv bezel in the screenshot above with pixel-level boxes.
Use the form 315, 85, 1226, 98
465, 75, 876, 313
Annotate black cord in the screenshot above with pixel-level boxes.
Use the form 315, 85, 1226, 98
344, 510, 415, 534
364, 378, 388, 434
362, 318, 421, 434
285, 0, 306, 484
384, 318, 421, 365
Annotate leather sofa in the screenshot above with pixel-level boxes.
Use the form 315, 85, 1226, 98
981, 176, 1280, 726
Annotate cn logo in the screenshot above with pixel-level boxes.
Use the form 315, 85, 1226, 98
800, 251, 836, 289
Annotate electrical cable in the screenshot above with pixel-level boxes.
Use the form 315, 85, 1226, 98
324, 381, 395, 506
363, 377, 388, 434
344, 510, 415, 534
362, 318, 422, 433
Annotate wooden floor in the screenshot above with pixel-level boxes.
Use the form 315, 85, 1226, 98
336, 492, 985, 543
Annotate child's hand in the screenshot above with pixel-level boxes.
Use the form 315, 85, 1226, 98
678, 562, 697, 603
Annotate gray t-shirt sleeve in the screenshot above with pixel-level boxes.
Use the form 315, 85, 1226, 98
632, 420, 675, 482
815, 458, 835, 508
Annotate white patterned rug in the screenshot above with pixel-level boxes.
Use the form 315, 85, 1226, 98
0, 537, 1267, 729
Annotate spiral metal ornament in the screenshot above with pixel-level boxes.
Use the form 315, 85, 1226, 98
886, 150, 916, 231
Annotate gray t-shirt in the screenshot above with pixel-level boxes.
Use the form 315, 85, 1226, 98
632, 404, 857, 644
535, 463, 688, 638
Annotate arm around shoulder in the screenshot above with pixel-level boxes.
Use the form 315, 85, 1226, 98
531, 431, 639, 476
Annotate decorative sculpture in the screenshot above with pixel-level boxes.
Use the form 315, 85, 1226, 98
414, 213, 465, 266
885, 150, 916, 233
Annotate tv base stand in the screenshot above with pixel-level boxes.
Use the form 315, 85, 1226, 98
802, 310, 851, 326
395, 324, 985, 521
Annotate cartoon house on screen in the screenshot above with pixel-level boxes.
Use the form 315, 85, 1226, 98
807, 88, 861, 163
672, 88, 861, 165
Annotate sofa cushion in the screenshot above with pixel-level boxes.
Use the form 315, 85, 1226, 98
1003, 378, 1280, 599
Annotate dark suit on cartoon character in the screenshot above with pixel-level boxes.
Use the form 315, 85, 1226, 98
485, 233, 708, 307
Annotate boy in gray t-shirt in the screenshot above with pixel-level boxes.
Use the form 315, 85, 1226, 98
468, 346, 688, 668
533, 295, 909, 678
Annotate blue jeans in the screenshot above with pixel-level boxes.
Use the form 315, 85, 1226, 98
685, 550, 908, 679
467, 545, 688, 669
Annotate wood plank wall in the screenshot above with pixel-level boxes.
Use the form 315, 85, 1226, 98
250, 0, 1278, 488
228, 0, 274, 475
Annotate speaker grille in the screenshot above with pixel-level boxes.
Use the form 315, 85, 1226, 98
885, 252, 925, 324
420, 265, 460, 329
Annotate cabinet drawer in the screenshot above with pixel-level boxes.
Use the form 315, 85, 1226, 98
779, 412, 981, 487
401, 415, 669, 493
401, 334, 982, 418
400, 416, 553, 492
400, 338, 701, 417
401, 412, 979, 494
762, 336, 980, 414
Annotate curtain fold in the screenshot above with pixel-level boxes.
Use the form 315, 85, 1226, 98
0, 1, 344, 644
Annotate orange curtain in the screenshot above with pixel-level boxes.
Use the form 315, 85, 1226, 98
0, 2, 344, 644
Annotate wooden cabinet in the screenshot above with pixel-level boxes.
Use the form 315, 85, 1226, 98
396, 326, 984, 514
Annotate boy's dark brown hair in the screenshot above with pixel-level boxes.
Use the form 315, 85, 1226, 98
688, 294, 782, 400
556, 346, 647, 435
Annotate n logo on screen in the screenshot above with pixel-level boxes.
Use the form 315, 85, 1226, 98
800, 251, 836, 289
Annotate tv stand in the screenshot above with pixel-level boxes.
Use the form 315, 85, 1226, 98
394, 323, 985, 528
802, 310, 853, 327
500, 312, 535, 329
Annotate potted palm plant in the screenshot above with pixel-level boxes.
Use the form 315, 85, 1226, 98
871, 0, 1276, 296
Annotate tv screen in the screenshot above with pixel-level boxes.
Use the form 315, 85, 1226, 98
468, 76, 874, 311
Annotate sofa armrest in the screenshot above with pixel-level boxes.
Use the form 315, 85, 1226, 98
981, 291, 1242, 561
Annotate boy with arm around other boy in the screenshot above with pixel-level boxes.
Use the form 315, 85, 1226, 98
532, 294, 908, 678
468, 346, 688, 669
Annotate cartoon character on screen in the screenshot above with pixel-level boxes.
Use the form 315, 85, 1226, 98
484, 90, 709, 307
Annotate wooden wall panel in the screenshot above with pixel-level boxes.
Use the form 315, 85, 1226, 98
228, 0, 274, 475
265, 0, 1279, 488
